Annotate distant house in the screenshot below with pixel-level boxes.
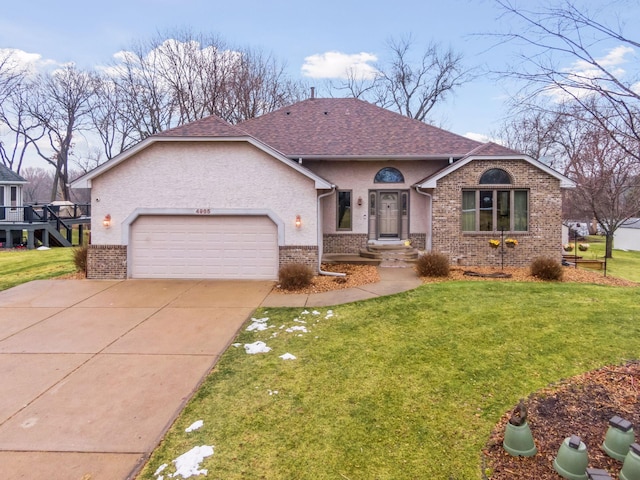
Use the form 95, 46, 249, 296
615, 218, 640, 251
0, 164, 27, 246
72, 97, 575, 280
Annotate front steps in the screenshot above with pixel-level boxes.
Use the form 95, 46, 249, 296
360, 243, 419, 267
322, 242, 419, 268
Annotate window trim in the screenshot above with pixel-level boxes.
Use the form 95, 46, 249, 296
461, 188, 529, 233
374, 167, 405, 183
336, 189, 353, 231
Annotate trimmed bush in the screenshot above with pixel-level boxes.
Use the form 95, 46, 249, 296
416, 252, 450, 277
278, 263, 314, 290
530, 256, 563, 281
73, 245, 88, 274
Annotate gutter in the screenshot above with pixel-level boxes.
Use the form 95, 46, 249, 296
317, 187, 346, 277
415, 186, 433, 252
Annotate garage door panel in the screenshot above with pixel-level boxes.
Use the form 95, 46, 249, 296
131, 216, 278, 279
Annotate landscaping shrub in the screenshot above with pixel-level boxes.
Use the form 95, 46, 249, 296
73, 244, 88, 274
415, 252, 450, 277
530, 256, 563, 281
278, 263, 314, 289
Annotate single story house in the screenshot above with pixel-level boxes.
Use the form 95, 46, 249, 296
71, 97, 575, 280
614, 218, 640, 251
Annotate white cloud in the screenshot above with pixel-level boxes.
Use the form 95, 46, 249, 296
0, 48, 60, 76
301, 51, 379, 80
546, 44, 636, 102
464, 132, 493, 143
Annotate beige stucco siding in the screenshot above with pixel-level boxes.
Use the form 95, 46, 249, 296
91, 142, 319, 246
304, 160, 446, 235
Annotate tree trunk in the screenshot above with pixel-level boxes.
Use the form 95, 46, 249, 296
605, 233, 614, 259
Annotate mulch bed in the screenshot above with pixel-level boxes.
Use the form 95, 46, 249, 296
483, 361, 640, 479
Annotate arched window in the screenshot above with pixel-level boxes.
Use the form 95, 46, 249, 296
374, 167, 404, 183
479, 168, 511, 184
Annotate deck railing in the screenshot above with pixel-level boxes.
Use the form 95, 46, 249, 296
0, 204, 91, 224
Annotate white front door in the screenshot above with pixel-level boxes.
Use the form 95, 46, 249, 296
379, 192, 399, 237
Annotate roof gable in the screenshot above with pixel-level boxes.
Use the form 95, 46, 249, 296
237, 98, 483, 158
415, 150, 576, 188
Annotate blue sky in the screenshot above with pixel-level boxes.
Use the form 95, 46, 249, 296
1, 0, 638, 145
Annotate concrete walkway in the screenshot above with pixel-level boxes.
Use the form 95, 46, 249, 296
261, 265, 421, 307
0, 279, 273, 480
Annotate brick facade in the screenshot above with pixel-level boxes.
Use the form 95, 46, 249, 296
323, 233, 369, 254
432, 160, 563, 267
279, 245, 318, 269
409, 233, 426, 250
87, 244, 127, 279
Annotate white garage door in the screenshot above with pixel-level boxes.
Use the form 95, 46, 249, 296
130, 215, 278, 279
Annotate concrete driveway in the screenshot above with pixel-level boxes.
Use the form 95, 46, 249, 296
0, 278, 273, 480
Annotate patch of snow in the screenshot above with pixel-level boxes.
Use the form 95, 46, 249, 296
36, 246, 50, 250
170, 445, 214, 478
285, 325, 308, 333
311, 310, 321, 315
280, 353, 297, 360
154, 463, 168, 476
301, 310, 310, 315
185, 420, 203, 432
268, 389, 279, 395
246, 317, 270, 331
232, 343, 242, 348
244, 341, 271, 354
293, 319, 307, 324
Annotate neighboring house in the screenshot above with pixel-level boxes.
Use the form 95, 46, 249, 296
0, 164, 27, 246
614, 218, 640, 251
71, 97, 575, 280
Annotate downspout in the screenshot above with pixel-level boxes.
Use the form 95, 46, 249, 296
415, 186, 433, 252
317, 187, 346, 277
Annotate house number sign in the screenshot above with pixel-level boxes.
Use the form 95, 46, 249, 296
195, 209, 211, 214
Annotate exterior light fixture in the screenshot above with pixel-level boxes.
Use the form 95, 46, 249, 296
602, 416, 634, 461
357, 196, 363, 206
295, 215, 301, 228
620, 443, 640, 480
103, 214, 111, 228
554, 435, 589, 480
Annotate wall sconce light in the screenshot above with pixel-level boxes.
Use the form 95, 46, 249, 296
295, 215, 301, 228
103, 214, 111, 228
357, 196, 363, 206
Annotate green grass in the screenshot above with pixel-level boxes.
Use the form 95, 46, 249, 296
575, 236, 640, 282
0, 248, 77, 291
137, 281, 640, 479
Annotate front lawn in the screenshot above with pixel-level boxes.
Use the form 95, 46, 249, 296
137, 281, 640, 479
0, 248, 77, 291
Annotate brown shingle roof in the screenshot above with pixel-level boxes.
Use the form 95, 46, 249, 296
462, 141, 522, 157
237, 97, 483, 158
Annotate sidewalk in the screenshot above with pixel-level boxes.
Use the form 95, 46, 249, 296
261, 265, 422, 307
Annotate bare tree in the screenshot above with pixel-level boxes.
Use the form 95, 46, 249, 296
20, 166, 53, 204
493, 0, 640, 159
495, 109, 566, 168
27, 65, 99, 201
326, 35, 472, 123
566, 127, 640, 257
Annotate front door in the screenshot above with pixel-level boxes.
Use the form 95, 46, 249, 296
378, 192, 399, 237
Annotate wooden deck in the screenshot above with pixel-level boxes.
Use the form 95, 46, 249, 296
0, 204, 90, 248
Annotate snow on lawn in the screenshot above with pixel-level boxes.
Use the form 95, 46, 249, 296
244, 341, 271, 354
154, 445, 214, 479
246, 317, 271, 332
242, 309, 336, 357
185, 420, 203, 433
